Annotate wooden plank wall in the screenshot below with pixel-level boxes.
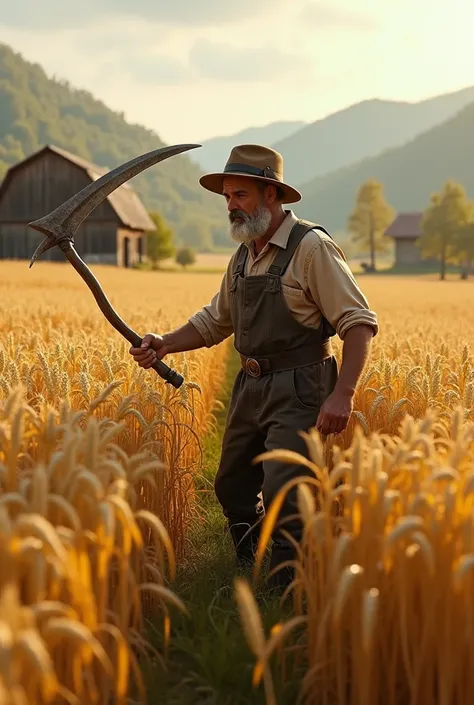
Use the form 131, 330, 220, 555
0, 152, 116, 222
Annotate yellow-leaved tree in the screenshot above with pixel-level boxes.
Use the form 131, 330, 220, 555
420, 180, 471, 280
347, 179, 395, 271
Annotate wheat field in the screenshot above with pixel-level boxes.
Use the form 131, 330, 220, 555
236, 275, 474, 705
0, 261, 228, 703
1, 262, 473, 703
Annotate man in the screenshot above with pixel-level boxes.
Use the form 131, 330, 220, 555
129, 144, 378, 590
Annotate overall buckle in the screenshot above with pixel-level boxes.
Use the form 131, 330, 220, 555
245, 358, 261, 377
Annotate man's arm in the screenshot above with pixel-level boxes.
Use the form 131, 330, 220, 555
129, 253, 236, 368
304, 234, 378, 435
316, 324, 374, 435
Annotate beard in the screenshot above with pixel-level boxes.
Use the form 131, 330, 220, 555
228, 205, 272, 244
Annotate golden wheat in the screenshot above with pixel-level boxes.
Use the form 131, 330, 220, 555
0, 261, 229, 556
236, 275, 474, 705
0, 261, 229, 702
0, 385, 188, 704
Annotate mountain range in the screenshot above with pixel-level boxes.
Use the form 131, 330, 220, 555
197, 88, 474, 190
195, 121, 306, 174
1, 41, 474, 250
294, 99, 474, 232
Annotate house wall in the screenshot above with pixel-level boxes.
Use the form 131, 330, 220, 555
395, 238, 422, 265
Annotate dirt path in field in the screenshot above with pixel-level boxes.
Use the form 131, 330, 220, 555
143, 345, 300, 705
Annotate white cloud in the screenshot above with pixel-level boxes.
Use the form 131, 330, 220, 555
189, 39, 314, 83
299, 2, 379, 31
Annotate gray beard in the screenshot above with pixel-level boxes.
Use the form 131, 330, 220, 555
228, 206, 272, 244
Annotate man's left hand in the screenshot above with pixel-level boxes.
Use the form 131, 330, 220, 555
316, 390, 353, 436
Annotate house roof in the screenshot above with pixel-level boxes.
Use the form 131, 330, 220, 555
385, 212, 422, 239
0, 144, 155, 232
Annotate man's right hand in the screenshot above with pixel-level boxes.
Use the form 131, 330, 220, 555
129, 333, 168, 369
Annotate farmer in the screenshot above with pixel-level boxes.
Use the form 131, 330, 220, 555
129, 145, 378, 589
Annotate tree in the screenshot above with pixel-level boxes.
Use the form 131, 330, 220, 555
347, 179, 395, 271
455, 218, 474, 279
176, 246, 196, 269
420, 180, 471, 280
146, 211, 175, 269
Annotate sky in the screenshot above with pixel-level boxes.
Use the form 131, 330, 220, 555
0, 0, 473, 144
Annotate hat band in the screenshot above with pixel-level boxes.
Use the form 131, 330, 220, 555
224, 162, 280, 181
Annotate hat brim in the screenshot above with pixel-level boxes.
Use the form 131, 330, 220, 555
199, 171, 302, 204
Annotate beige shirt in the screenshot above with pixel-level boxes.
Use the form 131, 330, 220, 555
189, 210, 378, 347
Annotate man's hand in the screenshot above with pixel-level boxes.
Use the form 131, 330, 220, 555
316, 390, 354, 436
129, 333, 168, 369
315, 324, 375, 435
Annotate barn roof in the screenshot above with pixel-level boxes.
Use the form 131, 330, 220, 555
0, 144, 155, 232
385, 212, 422, 239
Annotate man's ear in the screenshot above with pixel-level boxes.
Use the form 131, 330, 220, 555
266, 183, 278, 204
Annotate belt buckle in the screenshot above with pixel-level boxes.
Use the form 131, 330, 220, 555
245, 357, 261, 377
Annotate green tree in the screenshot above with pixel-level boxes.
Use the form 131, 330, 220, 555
347, 179, 395, 271
146, 211, 175, 269
176, 246, 196, 269
420, 180, 471, 280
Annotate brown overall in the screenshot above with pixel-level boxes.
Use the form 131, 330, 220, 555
214, 219, 339, 587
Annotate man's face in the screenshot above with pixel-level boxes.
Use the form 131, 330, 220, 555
222, 176, 273, 244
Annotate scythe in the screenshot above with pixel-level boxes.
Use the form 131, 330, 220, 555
28, 143, 201, 389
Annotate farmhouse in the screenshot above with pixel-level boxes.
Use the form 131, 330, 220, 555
0, 145, 155, 267
384, 212, 425, 266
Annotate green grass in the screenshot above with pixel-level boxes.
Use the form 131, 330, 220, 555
141, 345, 303, 705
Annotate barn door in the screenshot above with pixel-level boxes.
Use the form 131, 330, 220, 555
123, 237, 130, 268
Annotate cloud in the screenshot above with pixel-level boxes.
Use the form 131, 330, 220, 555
189, 39, 314, 83
1, 0, 288, 28
299, 2, 378, 31
114, 53, 193, 86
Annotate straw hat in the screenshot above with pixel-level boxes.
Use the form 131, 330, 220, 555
199, 144, 302, 204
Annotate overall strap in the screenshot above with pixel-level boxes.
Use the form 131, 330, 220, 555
233, 243, 249, 277
267, 220, 332, 276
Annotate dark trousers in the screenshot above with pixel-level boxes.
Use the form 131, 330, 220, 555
214, 357, 338, 587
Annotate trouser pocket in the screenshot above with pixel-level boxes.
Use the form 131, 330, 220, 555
290, 363, 323, 410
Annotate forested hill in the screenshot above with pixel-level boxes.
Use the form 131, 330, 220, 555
0, 43, 227, 250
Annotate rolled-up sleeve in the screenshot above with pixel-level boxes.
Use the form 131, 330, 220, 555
188, 256, 235, 347
306, 236, 378, 339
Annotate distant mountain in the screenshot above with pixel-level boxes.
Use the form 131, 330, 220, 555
0, 43, 227, 251
293, 101, 474, 233
272, 88, 474, 187
195, 121, 306, 173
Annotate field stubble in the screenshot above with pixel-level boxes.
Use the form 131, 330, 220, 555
0, 263, 473, 703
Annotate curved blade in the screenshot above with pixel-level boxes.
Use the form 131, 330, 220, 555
27, 143, 201, 242
29, 236, 57, 268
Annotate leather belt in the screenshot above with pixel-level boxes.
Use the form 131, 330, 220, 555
239, 340, 332, 378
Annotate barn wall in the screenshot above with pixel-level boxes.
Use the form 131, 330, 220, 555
395, 238, 421, 265
0, 221, 119, 264
117, 229, 144, 268
0, 151, 116, 222
0, 224, 43, 259
0, 151, 150, 266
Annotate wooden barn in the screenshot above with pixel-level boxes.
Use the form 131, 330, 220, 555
385, 212, 424, 266
0, 145, 155, 267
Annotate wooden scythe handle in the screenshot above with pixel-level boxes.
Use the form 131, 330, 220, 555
62, 242, 184, 389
